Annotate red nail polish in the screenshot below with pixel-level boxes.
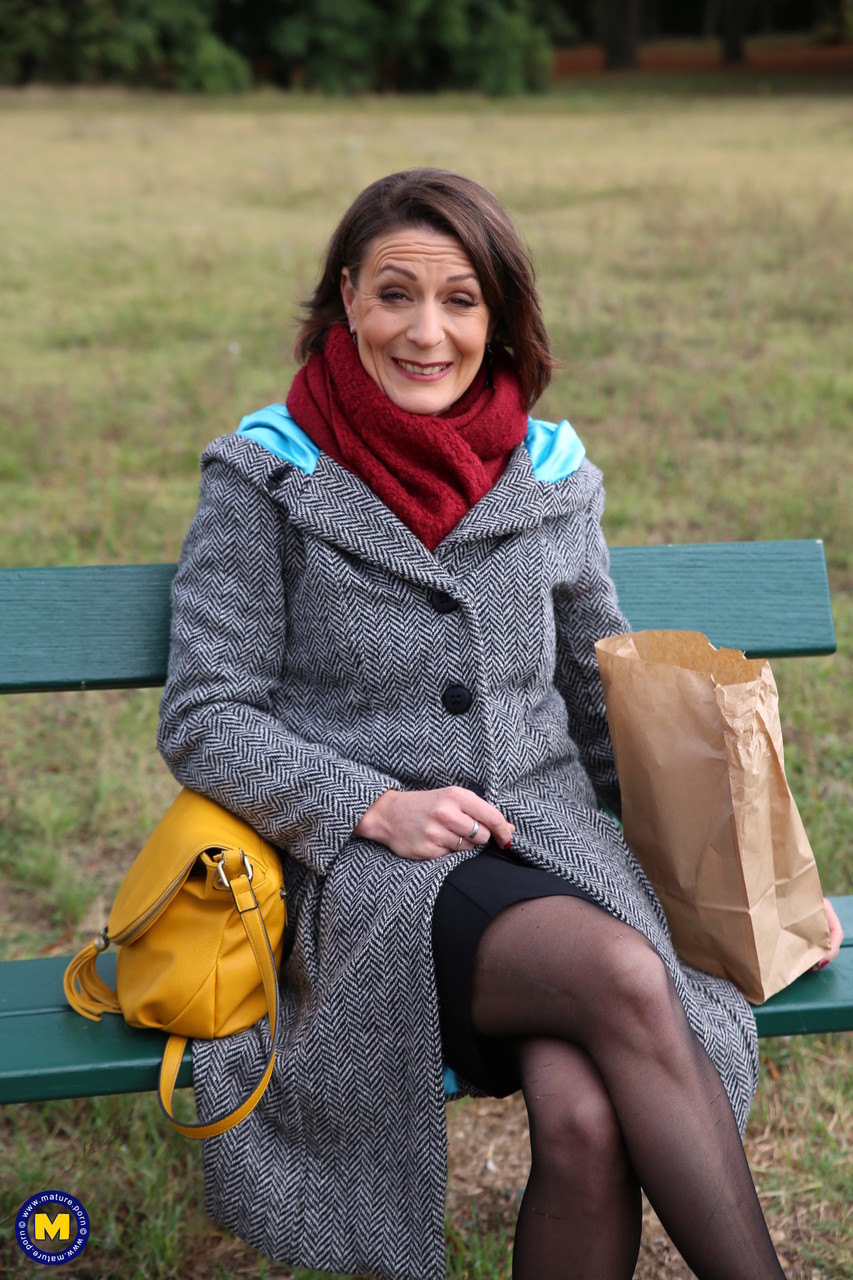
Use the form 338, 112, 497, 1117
502, 838, 512, 850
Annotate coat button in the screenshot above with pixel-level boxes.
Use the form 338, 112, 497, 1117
442, 684, 473, 714
428, 589, 458, 614
265, 468, 287, 493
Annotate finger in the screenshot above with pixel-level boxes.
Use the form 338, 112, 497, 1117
443, 831, 476, 856
452, 817, 489, 847
812, 898, 843, 969
825, 898, 844, 960
456, 819, 514, 849
474, 806, 515, 846
828, 924, 843, 962
446, 789, 515, 846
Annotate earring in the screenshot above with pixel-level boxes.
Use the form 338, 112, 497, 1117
350, 328, 358, 344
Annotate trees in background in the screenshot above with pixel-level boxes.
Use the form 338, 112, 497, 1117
567, 0, 846, 41
0, 0, 250, 91
214, 0, 556, 94
0, 0, 848, 90
0, 0, 555, 91
582, 0, 849, 70
596, 0, 642, 67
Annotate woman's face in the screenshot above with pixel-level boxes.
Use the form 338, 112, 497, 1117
341, 225, 492, 416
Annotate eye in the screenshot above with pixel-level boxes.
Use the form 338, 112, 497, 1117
379, 288, 409, 303
448, 294, 478, 308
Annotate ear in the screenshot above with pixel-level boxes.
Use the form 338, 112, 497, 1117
341, 268, 356, 325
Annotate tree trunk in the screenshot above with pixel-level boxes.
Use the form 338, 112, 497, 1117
599, 0, 641, 70
703, 0, 722, 39
720, 0, 748, 63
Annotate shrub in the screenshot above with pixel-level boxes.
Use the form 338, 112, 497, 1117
174, 32, 251, 92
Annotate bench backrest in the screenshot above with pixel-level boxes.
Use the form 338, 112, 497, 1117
0, 541, 836, 694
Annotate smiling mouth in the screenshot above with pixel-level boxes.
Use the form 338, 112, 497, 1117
394, 359, 452, 377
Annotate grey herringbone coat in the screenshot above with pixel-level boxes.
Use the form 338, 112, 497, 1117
158, 428, 759, 1280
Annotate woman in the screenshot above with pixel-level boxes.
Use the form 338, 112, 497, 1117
158, 169, 841, 1280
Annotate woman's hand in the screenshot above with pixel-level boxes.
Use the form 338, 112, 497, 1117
353, 786, 515, 862
812, 896, 844, 970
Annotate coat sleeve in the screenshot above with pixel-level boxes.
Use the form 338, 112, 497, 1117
157, 458, 401, 875
551, 482, 630, 819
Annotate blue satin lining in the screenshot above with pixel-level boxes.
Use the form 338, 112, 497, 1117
237, 404, 321, 475
237, 404, 586, 484
525, 416, 586, 482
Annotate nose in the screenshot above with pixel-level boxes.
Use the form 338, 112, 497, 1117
407, 301, 444, 349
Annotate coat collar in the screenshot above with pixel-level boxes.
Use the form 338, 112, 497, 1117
203, 433, 599, 590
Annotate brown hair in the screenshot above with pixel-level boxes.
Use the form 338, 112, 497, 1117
294, 168, 555, 410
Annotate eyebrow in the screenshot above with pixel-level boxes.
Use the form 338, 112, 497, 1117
376, 263, 478, 285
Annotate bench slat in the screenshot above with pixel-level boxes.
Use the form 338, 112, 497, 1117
0, 563, 176, 693
0, 1009, 193, 1103
0, 541, 836, 693
753, 896, 853, 1036
2, 900, 850, 1106
610, 540, 836, 659
0, 956, 192, 1104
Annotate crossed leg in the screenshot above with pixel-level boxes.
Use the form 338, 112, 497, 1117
513, 1037, 642, 1279
470, 896, 785, 1280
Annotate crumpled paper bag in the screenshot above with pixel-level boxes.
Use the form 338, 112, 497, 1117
595, 630, 830, 1004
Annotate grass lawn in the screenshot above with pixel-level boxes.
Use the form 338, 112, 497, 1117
1, 83, 852, 1278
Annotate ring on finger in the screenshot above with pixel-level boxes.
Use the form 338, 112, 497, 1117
467, 821, 480, 842
455, 835, 464, 851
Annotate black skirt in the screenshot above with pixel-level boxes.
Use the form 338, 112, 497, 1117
431, 845, 595, 1097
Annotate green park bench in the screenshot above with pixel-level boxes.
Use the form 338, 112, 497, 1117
1, 541, 851, 1107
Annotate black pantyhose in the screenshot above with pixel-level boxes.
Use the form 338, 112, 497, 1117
469, 896, 786, 1280
512, 1037, 643, 1279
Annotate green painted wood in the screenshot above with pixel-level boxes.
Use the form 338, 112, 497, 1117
753, 896, 853, 1037
0, 563, 176, 693
1, 898, 850, 1103
609, 540, 836, 659
0, 540, 836, 693
0, 955, 193, 1105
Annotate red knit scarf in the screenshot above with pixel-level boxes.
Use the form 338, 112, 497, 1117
287, 323, 528, 551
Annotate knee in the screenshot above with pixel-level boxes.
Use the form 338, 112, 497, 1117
526, 1069, 627, 1207
598, 932, 683, 1052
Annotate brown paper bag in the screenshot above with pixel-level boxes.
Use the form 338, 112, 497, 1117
594, 630, 830, 1003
